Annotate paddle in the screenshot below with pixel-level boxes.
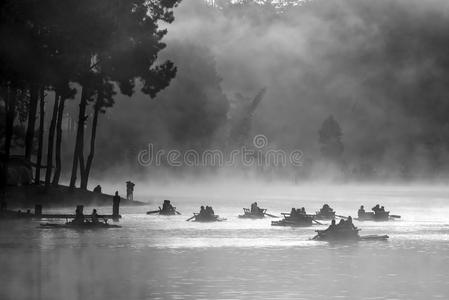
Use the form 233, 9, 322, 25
186, 215, 196, 221
146, 210, 160, 214
312, 219, 324, 225
172, 206, 181, 215
390, 215, 401, 219
336, 214, 348, 219
264, 212, 279, 218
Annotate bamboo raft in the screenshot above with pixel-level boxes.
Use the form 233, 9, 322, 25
356, 211, 401, 222
40, 221, 121, 229
271, 212, 317, 227
238, 208, 266, 219
186, 213, 226, 222
312, 228, 389, 242
0, 203, 121, 221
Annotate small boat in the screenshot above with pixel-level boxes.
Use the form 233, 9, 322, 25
239, 201, 279, 219
186, 213, 226, 222
186, 205, 225, 222
356, 211, 400, 222
356, 204, 401, 222
147, 200, 181, 215
312, 228, 389, 242
271, 213, 314, 227
313, 204, 336, 220
238, 208, 279, 219
40, 221, 121, 229
239, 208, 266, 219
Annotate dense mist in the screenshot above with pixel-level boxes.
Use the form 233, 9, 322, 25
55, 0, 449, 183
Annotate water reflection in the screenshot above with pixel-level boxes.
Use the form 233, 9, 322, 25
1, 187, 449, 299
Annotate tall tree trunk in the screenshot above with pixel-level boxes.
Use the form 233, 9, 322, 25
52, 96, 66, 185
2, 86, 16, 188
69, 87, 88, 188
44, 91, 59, 187
4, 88, 16, 159
80, 97, 101, 190
25, 84, 39, 161
35, 88, 45, 184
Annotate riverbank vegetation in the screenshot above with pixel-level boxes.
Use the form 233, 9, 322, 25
0, 0, 181, 197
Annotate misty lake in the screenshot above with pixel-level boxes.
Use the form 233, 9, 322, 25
1, 184, 449, 300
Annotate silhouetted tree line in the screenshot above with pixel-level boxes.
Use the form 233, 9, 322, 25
90, 42, 269, 174
207, 0, 449, 180
0, 0, 181, 190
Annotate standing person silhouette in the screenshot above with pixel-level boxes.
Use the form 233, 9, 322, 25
126, 181, 135, 201
113, 191, 121, 218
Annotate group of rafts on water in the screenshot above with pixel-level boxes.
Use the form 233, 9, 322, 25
145, 200, 401, 242
8, 198, 398, 242
40, 206, 121, 229
14, 199, 400, 242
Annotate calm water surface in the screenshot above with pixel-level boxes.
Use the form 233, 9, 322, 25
1, 185, 449, 299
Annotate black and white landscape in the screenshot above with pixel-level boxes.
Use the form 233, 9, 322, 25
2, 1, 449, 299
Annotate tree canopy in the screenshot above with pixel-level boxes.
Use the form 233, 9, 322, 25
0, 0, 181, 189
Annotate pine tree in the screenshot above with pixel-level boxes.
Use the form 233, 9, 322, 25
318, 115, 344, 163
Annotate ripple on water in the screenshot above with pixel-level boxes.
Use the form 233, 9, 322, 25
3, 189, 449, 299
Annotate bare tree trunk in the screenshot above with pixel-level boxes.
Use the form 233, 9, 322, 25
52, 96, 66, 185
80, 97, 101, 190
44, 91, 59, 187
25, 84, 38, 161
2, 86, 16, 188
69, 87, 88, 188
4, 88, 16, 159
78, 143, 86, 187
35, 88, 45, 184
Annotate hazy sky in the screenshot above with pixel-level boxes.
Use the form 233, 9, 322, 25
88, 0, 449, 181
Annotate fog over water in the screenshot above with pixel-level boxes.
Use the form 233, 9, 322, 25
4, 1, 449, 299
2, 185, 449, 299
83, 0, 449, 182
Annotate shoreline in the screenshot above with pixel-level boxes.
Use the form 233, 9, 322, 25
1, 184, 145, 209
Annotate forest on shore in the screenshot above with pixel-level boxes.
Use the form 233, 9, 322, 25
3, 0, 449, 190
0, 0, 182, 195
